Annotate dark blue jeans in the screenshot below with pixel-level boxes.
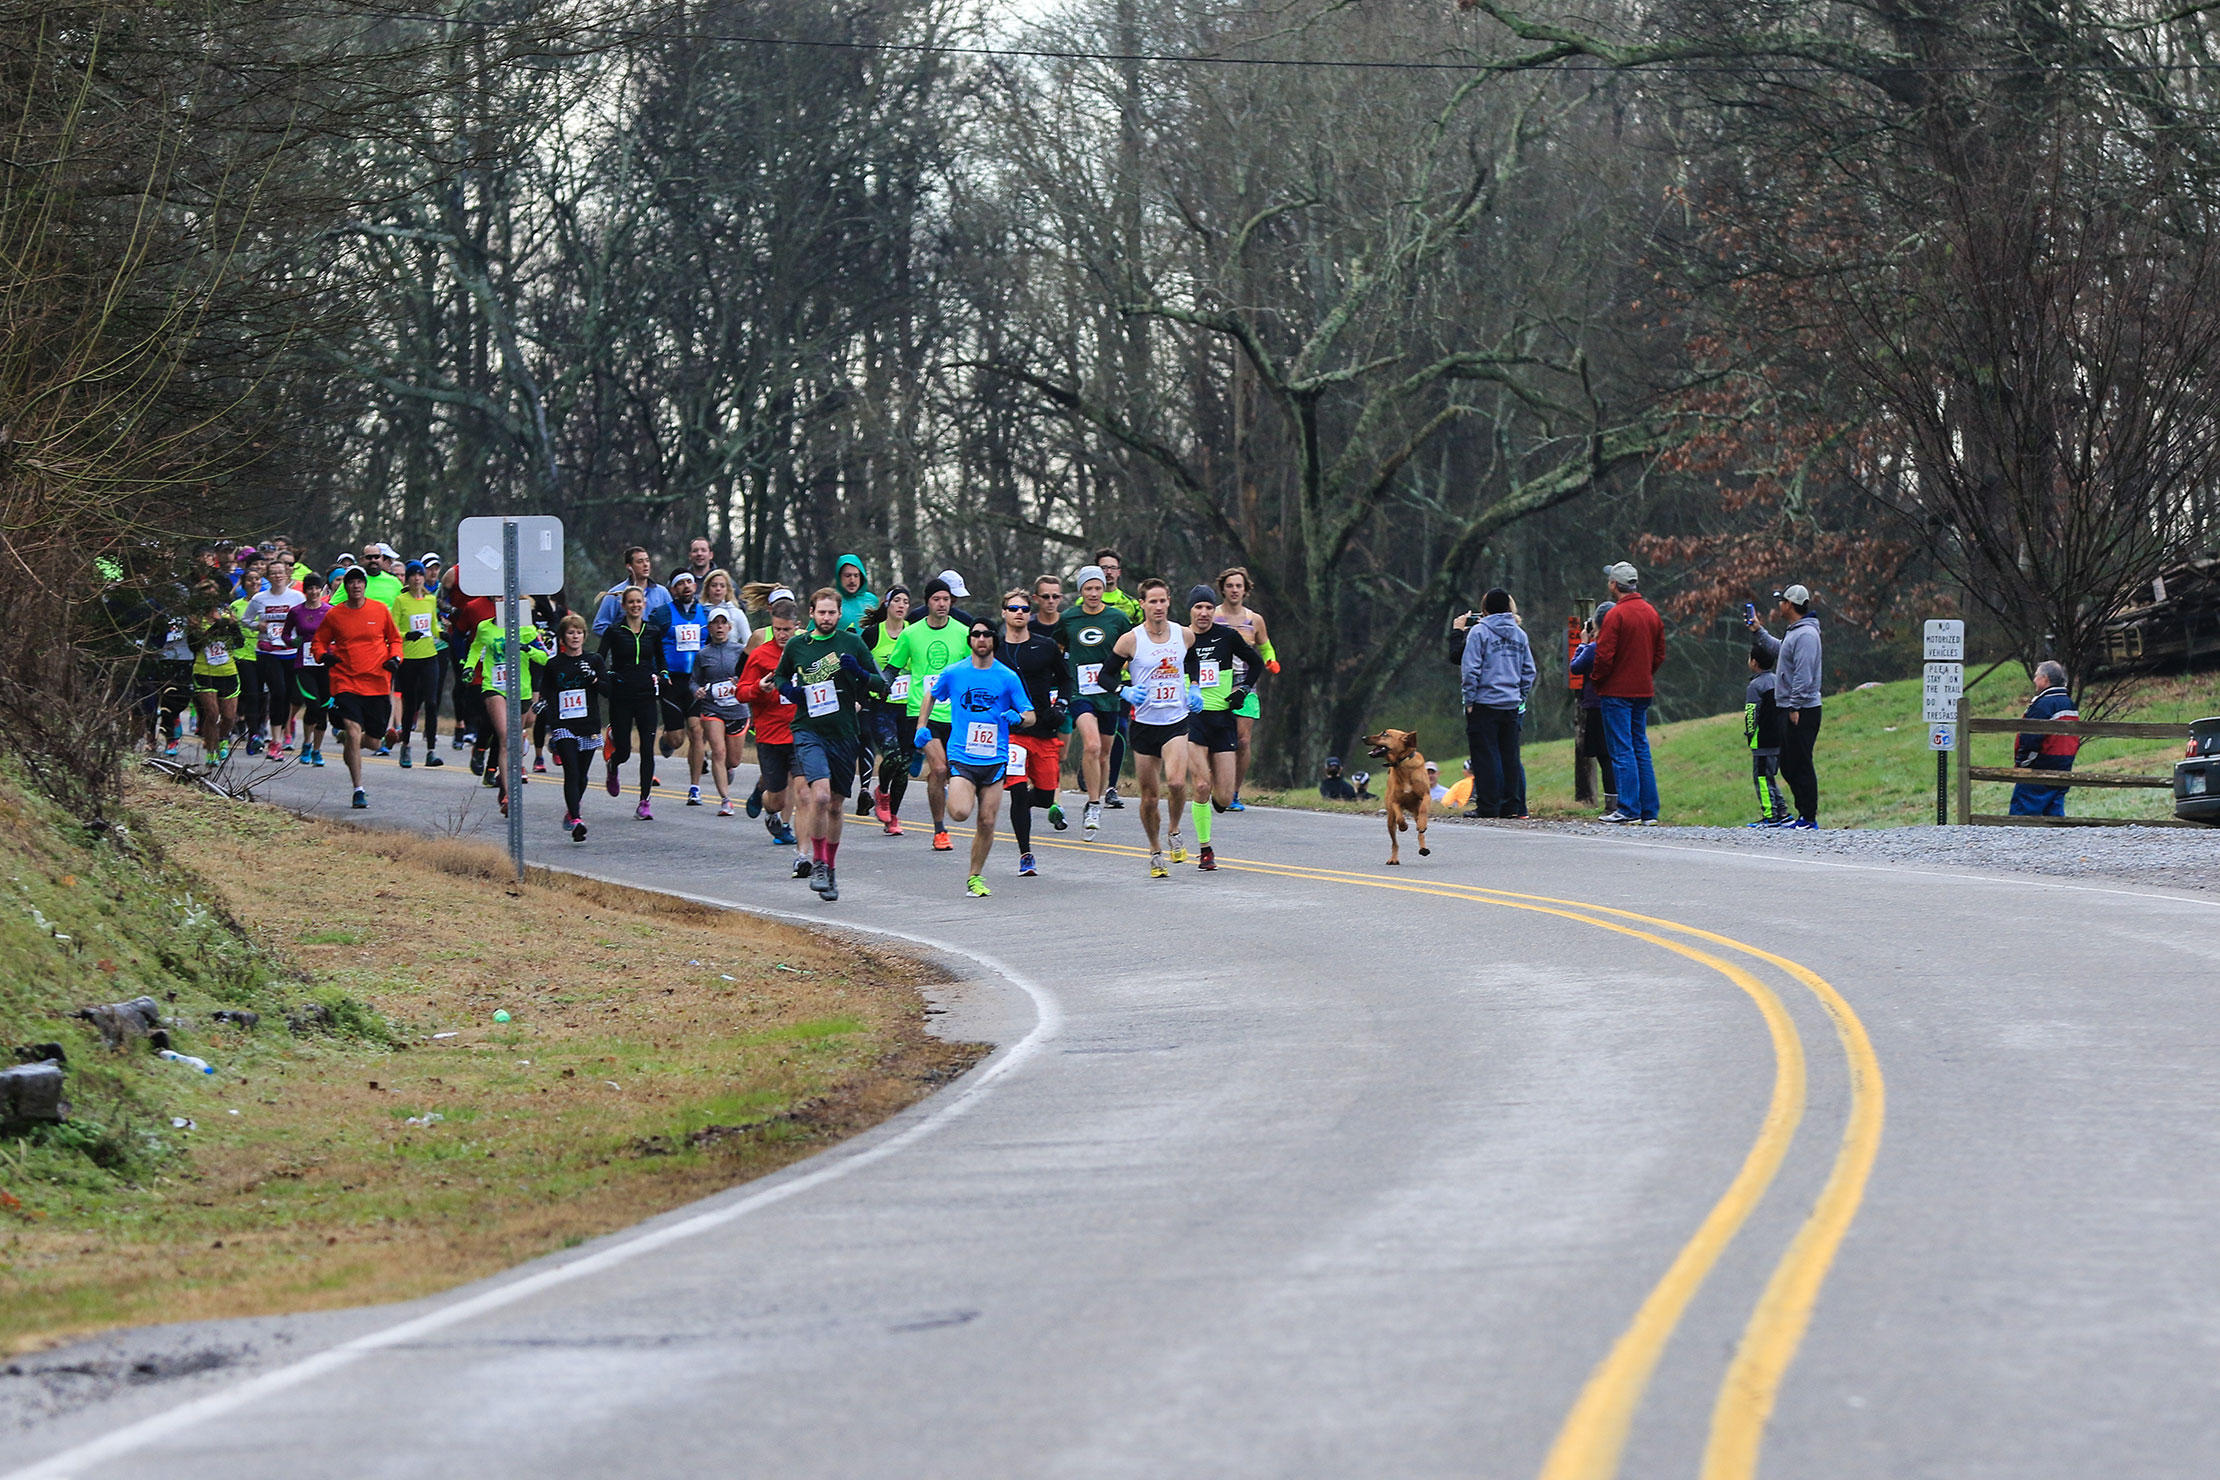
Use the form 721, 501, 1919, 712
1599, 696, 1659, 819
2009, 781, 2067, 816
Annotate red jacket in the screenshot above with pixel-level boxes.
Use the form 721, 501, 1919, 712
740, 634, 795, 745
1589, 590, 1665, 699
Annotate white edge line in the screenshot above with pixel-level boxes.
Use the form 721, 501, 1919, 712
4, 880, 1065, 1480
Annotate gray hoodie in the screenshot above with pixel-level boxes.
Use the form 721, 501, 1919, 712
1754, 615, 1823, 709
692, 634, 750, 721
1460, 612, 1537, 708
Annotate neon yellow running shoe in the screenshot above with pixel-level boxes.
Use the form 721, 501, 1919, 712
1167, 833, 1187, 864
1149, 853, 1169, 879
966, 874, 991, 898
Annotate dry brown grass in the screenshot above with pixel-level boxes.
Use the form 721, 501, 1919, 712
0, 782, 984, 1354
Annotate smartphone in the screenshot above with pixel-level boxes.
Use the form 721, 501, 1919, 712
1743, 602, 1757, 622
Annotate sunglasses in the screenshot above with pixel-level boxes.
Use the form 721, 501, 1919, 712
1005, 603, 1032, 612
969, 628, 996, 639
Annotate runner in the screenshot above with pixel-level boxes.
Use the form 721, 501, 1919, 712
441, 564, 494, 769
701, 569, 751, 647
659, 571, 710, 805
229, 554, 267, 753
596, 585, 667, 818
995, 587, 1070, 877
187, 591, 246, 764
1214, 566, 1277, 810
361, 544, 404, 612
740, 595, 803, 859
464, 597, 545, 816
860, 586, 912, 834
281, 573, 334, 767
1093, 549, 1141, 807
917, 619, 1033, 897
691, 609, 749, 816
1183, 584, 1265, 871
833, 554, 875, 633
589, 545, 673, 633
527, 592, 566, 774
884, 577, 970, 851
770, 587, 889, 902
1028, 572, 1077, 810
308, 567, 403, 809
393, 561, 443, 769
241, 560, 304, 757
1091, 577, 1202, 877
538, 614, 603, 842
1062, 565, 1132, 836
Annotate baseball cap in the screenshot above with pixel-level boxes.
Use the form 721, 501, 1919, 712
1773, 583, 1812, 606
1603, 561, 1639, 586
935, 569, 970, 598
1424, 760, 1439, 772
1325, 755, 1342, 767
368, 541, 399, 559
336, 552, 358, 566
420, 552, 442, 567
1075, 564, 1106, 588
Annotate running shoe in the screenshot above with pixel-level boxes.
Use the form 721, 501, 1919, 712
533, 758, 547, 775
1745, 817, 1782, 829
266, 741, 286, 759
931, 830, 952, 852
451, 734, 468, 751
398, 745, 412, 769
605, 760, 622, 797
746, 785, 764, 818
246, 735, 263, 757
297, 749, 314, 766
966, 874, 991, 897
375, 743, 391, 758
1083, 801, 1101, 835
163, 743, 178, 759
1199, 845, 1216, 871
687, 785, 703, 807
874, 790, 893, 826
1047, 803, 1067, 831
636, 799, 653, 821
469, 748, 485, 776
810, 860, 831, 896
854, 789, 873, 818
819, 867, 838, 902
310, 747, 324, 767
483, 769, 500, 788
793, 857, 815, 880
1167, 833, 1187, 864
1597, 809, 1639, 824
771, 822, 798, 846
1148, 852, 1168, 879
1017, 852, 1037, 876
424, 753, 443, 768
572, 819, 588, 843
217, 741, 231, 762
351, 788, 367, 809
1105, 786, 1124, 809
907, 750, 925, 778
883, 818, 904, 836
1784, 817, 1817, 830
717, 798, 735, 817
1638, 817, 1661, 826
1228, 794, 1246, 812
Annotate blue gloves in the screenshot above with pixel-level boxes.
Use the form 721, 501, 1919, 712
914, 726, 933, 750
1185, 688, 1205, 714
779, 679, 802, 704
839, 651, 867, 679
1120, 683, 1148, 706
1003, 707, 1028, 728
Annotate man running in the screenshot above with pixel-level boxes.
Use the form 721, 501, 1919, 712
309, 567, 403, 809
1062, 565, 1131, 836
1092, 549, 1142, 807
1214, 566, 1277, 810
1091, 578, 1203, 877
996, 587, 1071, 877
590, 545, 674, 634
884, 577, 970, 851
1183, 585, 1265, 871
771, 587, 889, 902
742, 596, 803, 860
917, 620, 1033, 897
659, 571, 710, 803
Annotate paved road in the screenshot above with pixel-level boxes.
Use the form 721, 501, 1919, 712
13, 749, 2220, 1479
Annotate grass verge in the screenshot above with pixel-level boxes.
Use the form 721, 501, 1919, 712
0, 776, 982, 1355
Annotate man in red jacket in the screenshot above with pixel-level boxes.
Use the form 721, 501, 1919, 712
1589, 561, 1665, 823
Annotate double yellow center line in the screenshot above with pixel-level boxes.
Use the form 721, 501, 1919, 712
1045, 836, 1884, 1480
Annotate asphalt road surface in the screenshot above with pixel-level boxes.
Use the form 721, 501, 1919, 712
12, 747, 2220, 1480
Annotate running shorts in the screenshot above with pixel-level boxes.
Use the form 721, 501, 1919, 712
1187, 710, 1239, 755
1012, 734, 1063, 787
926, 718, 952, 747
950, 759, 1006, 789
659, 670, 696, 729
756, 740, 795, 794
329, 691, 392, 737
792, 730, 855, 796
1129, 718, 1188, 758
294, 665, 331, 712
192, 672, 241, 699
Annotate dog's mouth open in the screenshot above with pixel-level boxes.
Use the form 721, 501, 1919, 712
1366, 743, 1389, 759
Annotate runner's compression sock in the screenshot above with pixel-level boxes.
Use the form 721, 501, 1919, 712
1191, 800, 1213, 845
824, 838, 839, 866
1009, 783, 1033, 850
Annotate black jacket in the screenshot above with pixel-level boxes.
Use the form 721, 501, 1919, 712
596, 620, 667, 698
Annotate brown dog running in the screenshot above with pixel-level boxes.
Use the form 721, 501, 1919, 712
1363, 728, 1431, 865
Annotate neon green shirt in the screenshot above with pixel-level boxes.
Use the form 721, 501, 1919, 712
465, 620, 544, 700
393, 591, 441, 657
886, 617, 967, 721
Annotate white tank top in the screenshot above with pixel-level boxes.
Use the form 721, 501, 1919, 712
1130, 623, 1189, 725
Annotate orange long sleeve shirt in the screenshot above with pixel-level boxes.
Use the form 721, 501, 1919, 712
310, 599, 403, 695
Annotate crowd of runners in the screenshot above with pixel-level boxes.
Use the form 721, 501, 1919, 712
151, 538, 1279, 901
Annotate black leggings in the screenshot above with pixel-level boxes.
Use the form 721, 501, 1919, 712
605, 692, 659, 798
529, 659, 551, 754
450, 646, 484, 739
255, 653, 294, 737
554, 736, 595, 817
399, 656, 440, 744
1007, 780, 1035, 851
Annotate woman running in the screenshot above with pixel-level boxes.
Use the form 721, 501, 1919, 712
597, 584, 666, 819
538, 614, 603, 842
691, 609, 749, 815
701, 569, 751, 648
859, 585, 912, 835
243, 561, 304, 756
528, 591, 567, 774
464, 598, 545, 816
392, 561, 443, 768
282, 573, 334, 766
187, 591, 246, 763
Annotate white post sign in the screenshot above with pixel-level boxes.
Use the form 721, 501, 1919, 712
1923, 619, 1966, 662
1922, 662, 1965, 723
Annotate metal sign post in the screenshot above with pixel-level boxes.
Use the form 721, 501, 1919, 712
458, 516, 564, 883
1923, 620, 1966, 826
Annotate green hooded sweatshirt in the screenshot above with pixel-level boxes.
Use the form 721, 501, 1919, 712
834, 554, 875, 634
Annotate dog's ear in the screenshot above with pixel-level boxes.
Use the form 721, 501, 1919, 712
1406, 731, 1418, 750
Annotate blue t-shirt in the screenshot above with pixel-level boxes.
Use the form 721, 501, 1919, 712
661, 600, 707, 673
931, 659, 1030, 766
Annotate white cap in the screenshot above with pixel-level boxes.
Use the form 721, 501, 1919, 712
1603, 560, 1638, 587
1424, 760, 1439, 772
420, 552, 442, 566
1773, 583, 1812, 607
368, 542, 399, 560
767, 585, 796, 607
936, 569, 970, 598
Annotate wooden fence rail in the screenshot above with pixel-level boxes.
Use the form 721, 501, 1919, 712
1954, 705, 2206, 827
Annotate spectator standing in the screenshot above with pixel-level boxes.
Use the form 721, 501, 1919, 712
1743, 642, 1790, 826
2010, 661, 2080, 816
1590, 562, 1665, 824
1569, 602, 1618, 816
1453, 588, 1537, 818
1746, 582, 1823, 828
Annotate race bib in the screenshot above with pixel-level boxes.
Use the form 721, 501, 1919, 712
263, 615, 288, 639
675, 623, 701, 653
1007, 740, 1026, 779
1197, 659, 1220, 690
1149, 680, 1180, 707
299, 647, 321, 668
888, 673, 911, 703
489, 663, 508, 689
166, 621, 185, 646
965, 721, 999, 756
709, 679, 737, 704
558, 688, 586, 719
1078, 663, 1103, 695
804, 679, 838, 717
409, 612, 434, 635
203, 643, 229, 666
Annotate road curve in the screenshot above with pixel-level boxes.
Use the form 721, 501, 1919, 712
11, 754, 2220, 1480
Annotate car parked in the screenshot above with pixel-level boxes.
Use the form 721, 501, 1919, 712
2175, 716, 2220, 823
